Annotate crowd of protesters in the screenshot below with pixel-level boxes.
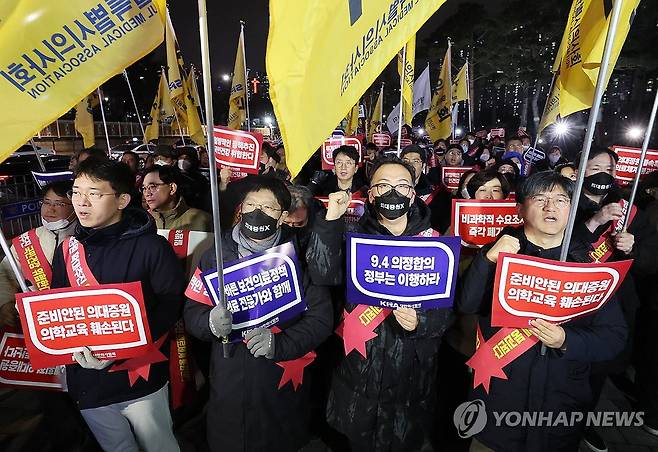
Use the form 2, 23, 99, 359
1, 128, 658, 452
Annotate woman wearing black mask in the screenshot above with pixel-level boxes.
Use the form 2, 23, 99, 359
184, 176, 334, 452
573, 147, 658, 452
327, 156, 453, 451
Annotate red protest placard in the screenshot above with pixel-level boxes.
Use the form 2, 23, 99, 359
0, 330, 63, 391
399, 138, 413, 148
490, 128, 506, 138
372, 133, 391, 148
451, 200, 523, 248
315, 196, 366, 225
612, 145, 658, 186
491, 253, 632, 328
213, 126, 263, 175
322, 137, 362, 170
442, 166, 473, 190
15, 282, 152, 369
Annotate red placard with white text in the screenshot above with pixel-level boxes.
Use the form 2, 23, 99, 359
372, 133, 391, 148
322, 137, 362, 170
315, 197, 366, 225
451, 200, 523, 248
399, 138, 413, 148
0, 330, 63, 391
490, 128, 506, 138
442, 166, 473, 190
213, 126, 263, 175
491, 253, 632, 328
15, 282, 152, 369
612, 145, 658, 186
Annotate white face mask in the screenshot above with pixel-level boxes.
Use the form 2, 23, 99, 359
178, 159, 192, 172
154, 159, 169, 166
468, 138, 475, 145
41, 216, 71, 231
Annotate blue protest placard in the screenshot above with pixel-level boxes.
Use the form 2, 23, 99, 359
201, 241, 305, 342
346, 233, 461, 310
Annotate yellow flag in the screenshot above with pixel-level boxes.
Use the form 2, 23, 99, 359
368, 86, 383, 142
538, 80, 561, 134
186, 69, 201, 108
184, 77, 205, 146
267, 0, 447, 177
228, 27, 247, 130
452, 63, 468, 104
557, 0, 640, 118
0, 0, 166, 164
74, 94, 95, 148
144, 71, 174, 144
398, 35, 415, 125
166, 9, 186, 127
345, 103, 360, 136
425, 45, 452, 141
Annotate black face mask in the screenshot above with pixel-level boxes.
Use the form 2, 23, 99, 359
240, 209, 279, 240
584, 172, 614, 196
374, 189, 411, 220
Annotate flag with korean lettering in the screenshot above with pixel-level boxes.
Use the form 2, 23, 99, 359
267, 0, 448, 177
491, 253, 632, 328
0, 0, 166, 164
200, 242, 306, 342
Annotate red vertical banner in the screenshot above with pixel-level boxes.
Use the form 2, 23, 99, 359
491, 253, 632, 328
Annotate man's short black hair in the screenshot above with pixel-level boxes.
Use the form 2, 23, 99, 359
42, 180, 73, 198
368, 155, 416, 184
154, 145, 178, 160
177, 146, 200, 169
574, 146, 619, 168
78, 147, 108, 160
246, 175, 292, 211
516, 171, 574, 204
506, 135, 523, 144
400, 144, 426, 163
75, 158, 134, 195
144, 165, 182, 186
332, 145, 360, 164
365, 142, 379, 152
466, 171, 511, 198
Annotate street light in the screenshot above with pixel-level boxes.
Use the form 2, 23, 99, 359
554, 121, 570, 137
627, 126, 643, 140
455, 127, 464, 136
417, 128, 425, 136
264, 116, 273, 126
222, 73, 230, 82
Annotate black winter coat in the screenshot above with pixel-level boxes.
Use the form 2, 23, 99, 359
326, 199, 454, 452
51, 208, 185, 409
458, 226, 627, 452
183, 230, 333, 452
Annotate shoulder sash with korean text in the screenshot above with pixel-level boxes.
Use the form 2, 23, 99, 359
62, 237, 99, 287
589, 199, 637, 263
12, 229, 52, 291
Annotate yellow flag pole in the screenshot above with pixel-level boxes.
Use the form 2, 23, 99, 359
397, 46, 406, 154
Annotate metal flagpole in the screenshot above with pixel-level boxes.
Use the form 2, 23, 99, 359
123, 69, 146, 140
533, 71, 558, 149
466, 60, 473, 132
397, 46, 406, 154
240, 21, 251, 132
560, 0, 625, 262
447, 38, 453, 140
29, 139, 46, 171
197, 0, 230, 356
380, 82, 384, 131
97, 88, 112, 155
190, 64, 206, 126
622, 88, 658, 230
0, 229, 29, 292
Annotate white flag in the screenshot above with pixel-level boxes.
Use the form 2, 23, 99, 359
386, 64, 432, 134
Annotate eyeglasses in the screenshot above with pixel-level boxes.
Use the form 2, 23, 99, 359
139, 183, 170, 194
67, 189, 118, 202
242, 202, 282, 216
371, 183, 414, 197
334, 160, 356, 168
42, 199, 72, 208
529, 195, 571, 208
402, 158, 423, 165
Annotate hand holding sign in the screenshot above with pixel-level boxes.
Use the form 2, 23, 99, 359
209, 304, 232, 338
587, 203, 624, 230
73, 346, 113, 370
529, 319, 565, 349
245, 328, 274, 358
392, 307, 418, 331
326, 190, 351, 221
485, 235, 520, 263
612, 231, 634, 254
